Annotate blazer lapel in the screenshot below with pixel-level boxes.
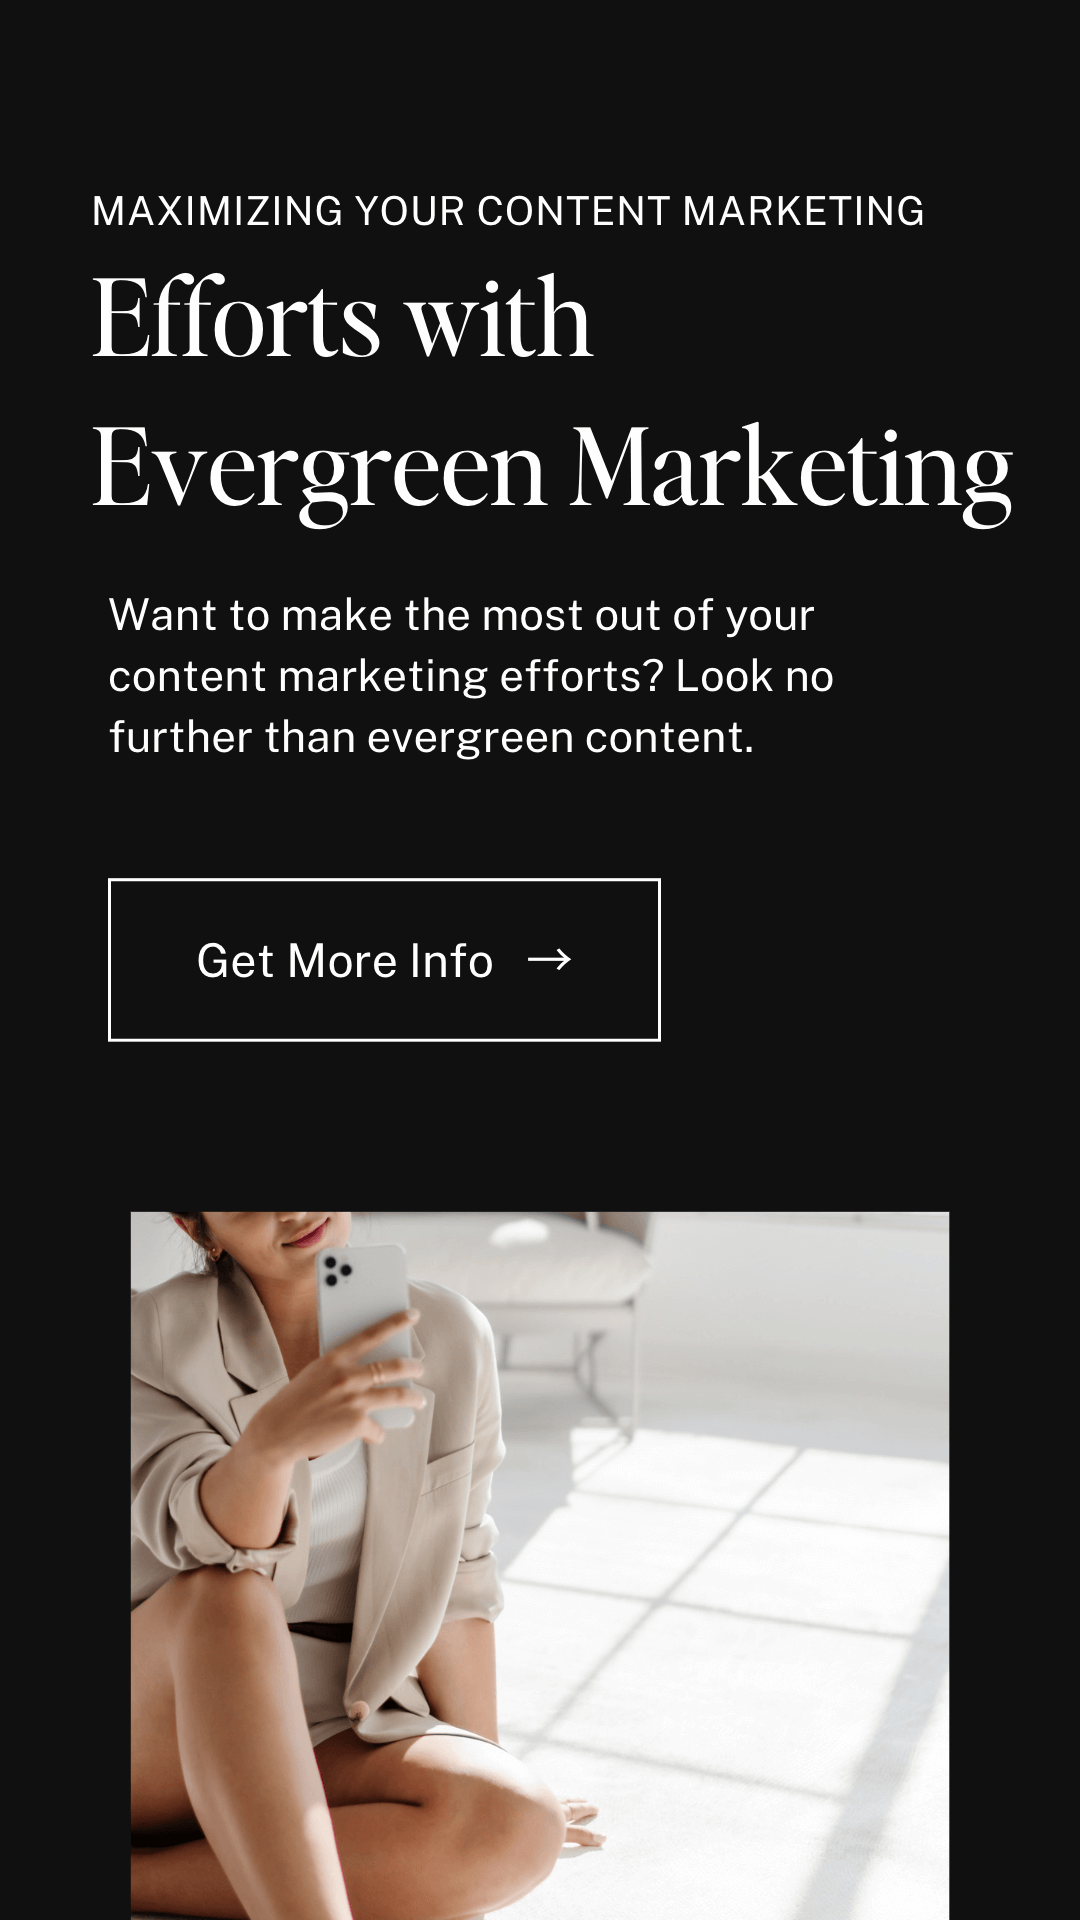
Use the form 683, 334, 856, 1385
347, 1374, 434, 1692
218, 1266, 289, 1394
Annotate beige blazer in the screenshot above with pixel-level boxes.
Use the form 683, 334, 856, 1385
132, 1265, 505, 1742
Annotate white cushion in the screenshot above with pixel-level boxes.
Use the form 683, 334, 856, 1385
356, 1212, 650, 1306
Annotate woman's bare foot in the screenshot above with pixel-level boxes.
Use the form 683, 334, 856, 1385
559, 1798, 606, 1846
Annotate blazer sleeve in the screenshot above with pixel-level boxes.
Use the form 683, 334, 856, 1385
131, 1293, 298, 1582
439, 1309, 507, 1626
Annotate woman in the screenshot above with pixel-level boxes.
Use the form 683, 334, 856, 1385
131, 1211, 603, 1919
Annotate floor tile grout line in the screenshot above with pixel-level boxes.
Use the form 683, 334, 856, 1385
500, 1581, 926, 1640
507, 1445, 810, 1754
559, 1485, 949, 1537
502, 1732, 845, 1800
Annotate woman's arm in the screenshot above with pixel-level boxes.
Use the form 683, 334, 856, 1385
416, 1617, 498, 1742
199, 1317, 427, 1548
198, 1430, 297, 1549
132, 1298, 424, 1573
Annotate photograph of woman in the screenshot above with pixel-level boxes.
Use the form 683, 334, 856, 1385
131, 1211, 603, 1920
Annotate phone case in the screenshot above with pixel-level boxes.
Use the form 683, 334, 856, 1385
315, 1241, 415, 1428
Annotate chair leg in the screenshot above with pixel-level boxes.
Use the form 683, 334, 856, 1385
627, 1297, 640, 1439
492, 1310, 640, 1439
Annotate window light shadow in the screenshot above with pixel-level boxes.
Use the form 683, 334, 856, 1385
496, 1420, 948, 1915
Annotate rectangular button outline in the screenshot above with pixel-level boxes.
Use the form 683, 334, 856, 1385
107, 876, 661, 1043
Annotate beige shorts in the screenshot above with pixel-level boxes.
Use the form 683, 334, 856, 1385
289, 1631, 499, 1750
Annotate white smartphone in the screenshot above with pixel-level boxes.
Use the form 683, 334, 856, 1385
316, 1241, 415, 1428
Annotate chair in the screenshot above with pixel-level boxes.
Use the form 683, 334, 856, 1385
360, 1213, 653, 1436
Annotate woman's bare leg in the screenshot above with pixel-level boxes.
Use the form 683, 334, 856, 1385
133, 1714, 566, 1920
131, 1568, 352, 1920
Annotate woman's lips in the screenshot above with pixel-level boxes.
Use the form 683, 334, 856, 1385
285, 1218, 330, 1248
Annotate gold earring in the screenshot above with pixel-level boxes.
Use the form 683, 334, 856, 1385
209, 1247, 221, 1262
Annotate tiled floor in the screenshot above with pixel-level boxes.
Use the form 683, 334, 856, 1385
133, 1369, 948, 1919
493, 1371, 948, 1920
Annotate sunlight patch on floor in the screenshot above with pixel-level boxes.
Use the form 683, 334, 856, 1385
752, 1449, 949, 1534
502, 1492, 737, 1599
497, 1743, 840, 1920
570, 1424, 799, 1506
672, 1514, 949, 1634
498, 1424, 949, 1920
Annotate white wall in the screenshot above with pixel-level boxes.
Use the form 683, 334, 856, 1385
641, 1212, 948, 1402
132, 1211, 194, 1290
131, 1211, 949, 1404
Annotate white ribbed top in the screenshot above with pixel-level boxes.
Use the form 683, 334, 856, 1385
284, 1437, 368, 1624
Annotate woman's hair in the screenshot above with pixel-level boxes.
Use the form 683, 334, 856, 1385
170, 1213, 235, 1280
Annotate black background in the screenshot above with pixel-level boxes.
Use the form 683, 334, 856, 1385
87, 88, 1020, 1107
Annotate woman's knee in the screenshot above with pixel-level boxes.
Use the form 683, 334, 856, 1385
449, 1766, 565, 1904
498, 1777, 565, 1887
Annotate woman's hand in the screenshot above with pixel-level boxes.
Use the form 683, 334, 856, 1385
559, 1799, 606, 1847
198, 1311, 425, 1550
246, 1310, 427, 1465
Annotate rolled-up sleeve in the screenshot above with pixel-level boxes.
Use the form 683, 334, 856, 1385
131, 1296, 297, 1585
440, 1313, 507, 1626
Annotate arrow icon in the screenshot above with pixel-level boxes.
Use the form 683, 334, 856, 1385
528, 948, 571, 970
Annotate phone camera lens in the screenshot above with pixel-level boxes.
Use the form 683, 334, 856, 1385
325, 1274, 337, 1287
325, 1256, 337, 1268
340, 1264, 352, 1276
